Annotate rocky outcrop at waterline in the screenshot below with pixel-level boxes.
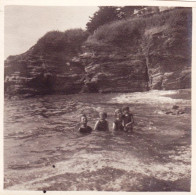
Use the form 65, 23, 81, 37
4, 52, 85, 95
4, 7, 191, 96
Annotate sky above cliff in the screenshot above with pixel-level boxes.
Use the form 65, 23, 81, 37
4, 6, 98, 59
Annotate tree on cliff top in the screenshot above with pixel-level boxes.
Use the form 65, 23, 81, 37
86, 6, 147, 33
86, 6, 120, 33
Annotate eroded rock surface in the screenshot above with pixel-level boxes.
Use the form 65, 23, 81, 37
80, 45, 148, 93
143, 24, 191, 90
5, 51, 85, 96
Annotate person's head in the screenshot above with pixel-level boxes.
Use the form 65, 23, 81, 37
122, 106, 130, 115
80, 114, 88, 125
99, 112, 107, 120
115, 109, 122, 119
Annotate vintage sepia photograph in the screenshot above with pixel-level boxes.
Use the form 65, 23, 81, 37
3, 2, 193, 192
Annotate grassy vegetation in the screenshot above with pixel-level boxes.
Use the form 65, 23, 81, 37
28, 8, 191, 58
33, 29, 89, 55
86, 8, 191, 46
29, 8, 191, 56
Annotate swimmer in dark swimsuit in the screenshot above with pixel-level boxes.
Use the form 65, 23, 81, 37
122, 106, 134, 133
78, 114, 92, 134
94, 112, 109, 131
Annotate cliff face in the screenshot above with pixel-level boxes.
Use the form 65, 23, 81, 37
4, 8, 192, 96
4, 50, 85, 95
143, 25, 191, 90
80, 45, 148, 93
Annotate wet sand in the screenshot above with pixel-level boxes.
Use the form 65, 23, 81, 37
4, 89, 191, 191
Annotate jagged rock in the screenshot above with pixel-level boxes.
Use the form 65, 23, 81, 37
172, 105, 179, 110
164, 105, 186, 115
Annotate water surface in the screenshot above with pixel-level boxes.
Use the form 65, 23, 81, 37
4, 90, 191, 191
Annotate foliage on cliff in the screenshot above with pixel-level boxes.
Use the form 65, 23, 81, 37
86, 8, 191, 46
86, 6, 149, 33
33, 29, 89, 55
86, 6, 148, 33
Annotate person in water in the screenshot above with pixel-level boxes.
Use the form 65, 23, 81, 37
112, 109, 124, 131
122, 106, 134, 132
94, 112, 109, 131
78, 114, 92, 134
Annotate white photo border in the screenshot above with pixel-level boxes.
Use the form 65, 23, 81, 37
0, 0, 196, 195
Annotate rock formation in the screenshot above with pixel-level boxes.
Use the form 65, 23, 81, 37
4, 49, 85, 96
4, 7, 192, 96
80, 44, 148, 93
142, 24, 191, 90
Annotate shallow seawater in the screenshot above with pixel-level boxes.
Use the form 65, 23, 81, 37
4, 90, 191, 191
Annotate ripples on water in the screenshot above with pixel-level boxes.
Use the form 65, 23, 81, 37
4, 94, 128, 171
4, 91, 191, 191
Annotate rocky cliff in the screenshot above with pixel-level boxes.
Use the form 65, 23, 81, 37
80, 44, 148, 93
4, 29, 87, 96
5, 51, 85, 95
143, 24, 191, 90
4, 8, 192, 96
